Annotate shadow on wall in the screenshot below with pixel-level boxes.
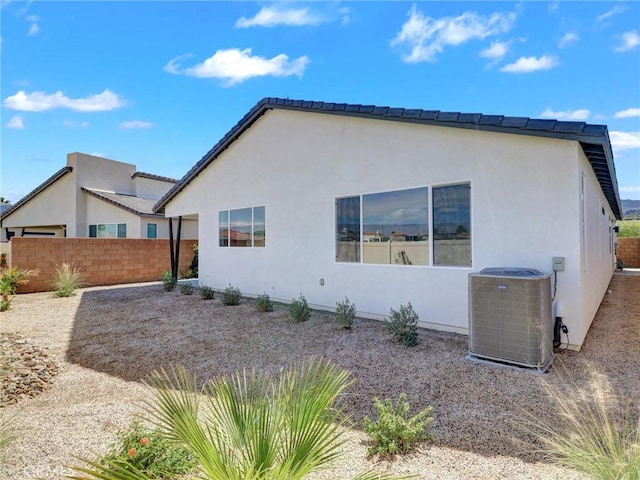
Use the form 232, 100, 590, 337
65, 277, 640, 464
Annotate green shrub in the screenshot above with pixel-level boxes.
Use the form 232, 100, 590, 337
161, 271, 176, 292
98, 420, 196, 478
50, 263, 85, 298
363, 393, 434, 457
222, 284, 241, 306
1, 266, 38, 311
199, 285, 215, 300
618, 220, 640, 238
336, 297, 356, 329
255, 293, 274, 312
179, 283, 194, 295
289, 294, 311, 323
386, 302, 419, 346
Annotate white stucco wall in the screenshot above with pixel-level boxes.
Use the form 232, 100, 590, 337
165, 109, 614, 348
85, 196, 142, 237
134, 176, 176, 199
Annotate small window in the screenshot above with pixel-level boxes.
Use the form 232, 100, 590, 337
432, 183, 471, 266
147, 223, 157, 239
219, 206, 265, 248
89, 225, 97, 237
117, 223, 127, 238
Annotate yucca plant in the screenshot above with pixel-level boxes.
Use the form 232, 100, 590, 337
70, 358, 416, 480
51, 263, 85, 297
527, 373, 640, 480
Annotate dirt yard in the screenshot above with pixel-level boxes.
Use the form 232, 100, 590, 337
1, 274, 638, 479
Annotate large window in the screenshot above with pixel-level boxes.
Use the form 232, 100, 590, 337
89, 223, 126, 238
363, 187, 428, 265
219, 206, 265, 248
336, 183, 470, 267
432, 183, 471, 266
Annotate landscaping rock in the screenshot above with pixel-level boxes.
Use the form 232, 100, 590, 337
0, 332, 61, 407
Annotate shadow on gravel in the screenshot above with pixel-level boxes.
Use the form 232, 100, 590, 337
66, 277, 640, 464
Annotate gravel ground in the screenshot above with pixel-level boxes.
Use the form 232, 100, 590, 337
1, 274, 638, 480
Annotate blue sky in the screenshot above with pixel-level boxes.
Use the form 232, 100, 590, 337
2, 1, 639, 204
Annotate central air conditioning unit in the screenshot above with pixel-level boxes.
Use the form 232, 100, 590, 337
467, 267, 555, 372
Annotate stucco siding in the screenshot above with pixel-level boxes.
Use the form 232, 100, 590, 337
165, 109, 606, 345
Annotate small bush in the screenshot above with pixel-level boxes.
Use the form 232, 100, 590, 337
617, 220, 640, 237
255, 293, 274, 312
99, 420, 196, 478
335, 297, 356, 329
1, 266, 38, 311
289, 294, 311, 323
363, 393, 434, 457
222, 284, 241, 306
179, 283, 194, 295
386, 302, 419, 346
199, 285, 215, 300
161, 271, 176, 292
51, 263, 85, 298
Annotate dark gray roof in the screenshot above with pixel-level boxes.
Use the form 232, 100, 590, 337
153, 97, 622, 219
82, 188, 164, 217
0, 166, 73, 222
132, 171, 178, 183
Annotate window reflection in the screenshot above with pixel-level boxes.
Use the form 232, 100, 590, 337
433, 183, 471, 266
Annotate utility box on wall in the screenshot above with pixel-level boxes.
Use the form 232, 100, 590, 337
468, 267, 554, 372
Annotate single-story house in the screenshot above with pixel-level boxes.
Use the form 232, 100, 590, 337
1, 152, 198, 242
154, 97, 622, 350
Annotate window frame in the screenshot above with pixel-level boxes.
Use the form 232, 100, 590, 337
88, 223, 127, 238
218, 205, 266, 248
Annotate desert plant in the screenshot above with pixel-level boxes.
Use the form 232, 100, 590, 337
363, 393, 434, 457
617, 220, 640, 238
179, 283, 194, 295
1, 266, 38, 311
222, 284, 241, 305
70, 358, 415, 480
255, 292, 274, 312
183, 243, 199, 278
289, 294, 311, 322
97, 420, 196, 478
50, 263, 85, 297
335, 297, 356, 329
199, 285, 215, 300
161, 271, 176, 292
526, 373, 640, 480
386, 303, 419, 346
394, 250, 413, 265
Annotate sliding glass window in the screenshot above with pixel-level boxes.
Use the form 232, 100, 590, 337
336, 196, 360, 262
432, 183, 471, 266
219, 206, 265, 248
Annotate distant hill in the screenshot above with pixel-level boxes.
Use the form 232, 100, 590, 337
622, 199, 640, 219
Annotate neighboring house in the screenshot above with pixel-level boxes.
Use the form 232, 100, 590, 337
154, 97, 622, 350
1, 152, 197, 242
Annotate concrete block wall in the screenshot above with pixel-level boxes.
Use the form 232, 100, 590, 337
10, 237, 197, 293
618, 237, 640, 268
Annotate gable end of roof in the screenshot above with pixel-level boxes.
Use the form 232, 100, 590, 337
0, 166, 73, 222
153, 97, 622, 219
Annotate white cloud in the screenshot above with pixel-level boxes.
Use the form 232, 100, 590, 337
500, 55, 559, 73
6, 115, 25, 129
28, 22, 39, 36
620, 186, 640, 194
236, 6, 323, 28
164, 48, 309, 86
558, 32, 579, 48
540, 108, 590, 121
596, 5, 626, 25
391, 5, 516, 63
2, 89, 125, 112
63, 120, 89, 128
120, 120, 154, 129
610, 131, 640, 152
614, 30, 640, 52
480, 40, 509, 60
615, 108, 640, 119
